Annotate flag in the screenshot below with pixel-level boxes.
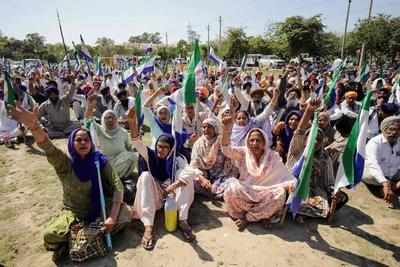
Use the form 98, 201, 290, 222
136, 55, 156, 77
122, 65, 137, 84
323, 59, 346, 109
334, 91, 373, 193
355, 63, 369, 83
183, 40, 201, 105
4, 71, 17, 106
208, 47, 223, 65
144, 43, 153, 54
167, 90, 188, 150
79, 34, 94, 63
134, 85, 144, 127
315, 77, 325, 97
96, 57, 103, 77
288, 112, 319, 216
389, 76, 400, 104
240, 54, 248, 71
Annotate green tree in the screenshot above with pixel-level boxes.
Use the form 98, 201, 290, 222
176, 39, 189, 58
128, 32, 162, 44
346, 14, 400, 63
248, 35, 271, 55
95, 37, 115, 57
220, 27, 249, 63
274, 15, 325, 57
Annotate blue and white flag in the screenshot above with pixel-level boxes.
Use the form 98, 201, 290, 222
136, 55, 156, 77
79, 34, 94, 63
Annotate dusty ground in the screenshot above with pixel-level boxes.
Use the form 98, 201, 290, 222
0, 140, 399, 267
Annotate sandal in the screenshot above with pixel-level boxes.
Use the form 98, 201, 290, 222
234, 218, 248, 231
335, 191, 349, 211
178, 221, 196, 242
142, 230, 155, 250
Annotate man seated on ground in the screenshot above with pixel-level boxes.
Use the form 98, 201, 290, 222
38, 76, 81, 139
363, 116, 400, 209
113, 87, 134, 129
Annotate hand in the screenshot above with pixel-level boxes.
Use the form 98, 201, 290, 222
103, 217, 116, 233
222, 112, 234, 128
286, 184, 295, 193
383, 182, 394, 204
165, 183, 178, 195
87, 90, 97, 110
9, 102, 40, 130
229, 95, 239, 112
306, 98, 321, 113
189, 133, 199, 144
196, 176, 212, 191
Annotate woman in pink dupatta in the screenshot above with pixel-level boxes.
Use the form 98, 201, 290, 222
221, 112, 296, 231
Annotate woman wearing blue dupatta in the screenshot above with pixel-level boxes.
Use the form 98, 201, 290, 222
9, 104, 130, 262
127, 108, 195, 250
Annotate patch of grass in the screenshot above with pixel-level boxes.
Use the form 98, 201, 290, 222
0, 234, 18, 267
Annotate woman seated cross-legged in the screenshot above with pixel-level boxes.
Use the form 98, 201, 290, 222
220, 110, 296, 231
127, 108, 196, 250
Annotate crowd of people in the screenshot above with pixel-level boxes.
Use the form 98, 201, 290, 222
1, 57, 400, 262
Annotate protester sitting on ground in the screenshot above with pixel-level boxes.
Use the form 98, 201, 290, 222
286, 98, 348, 222
184, 117, 239, 199
9, 103, 130, 262
95, 86, 116, 120
325, 115, 356, 174
363, 116, 400, 209
331, 90, 362, 120
230, 87, 279, 147
38, 76, 81, 138
318, 111, 335, 147
127, 108, 196, 250
220, 112, 296, 231
85, 93, 138, 205
272, 110, 302, 162
113, 88, 134, 128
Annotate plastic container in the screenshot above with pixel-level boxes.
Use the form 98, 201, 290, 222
164, 193, 178, 232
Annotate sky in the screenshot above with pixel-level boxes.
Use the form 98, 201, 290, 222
1, 0, 399, 45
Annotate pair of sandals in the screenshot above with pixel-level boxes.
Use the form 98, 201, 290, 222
141, 222, 196, 250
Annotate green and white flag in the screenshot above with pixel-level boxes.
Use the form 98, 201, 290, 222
334, 91, 373, 193
4, 71, 17, 106
183, 39, 201, 105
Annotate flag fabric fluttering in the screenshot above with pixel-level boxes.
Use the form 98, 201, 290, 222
288, 112, 320, 217
134, 84, 144, 127
208, 47, 225, 67
136, 55, 156, 77
389, 75, 400, 104
144, 43, 153, 54
240, 54, 248, 71
355, 63, 369, 83
96, 57, 103, 77
79, 34, 94, 63
333, 91, 373, 193
183, 40, 201, 105
4, 71, 18, 106
323, 59, 347, 109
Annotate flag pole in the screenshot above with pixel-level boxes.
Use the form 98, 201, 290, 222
94, 160, 113, 250
56, 9, 71, 71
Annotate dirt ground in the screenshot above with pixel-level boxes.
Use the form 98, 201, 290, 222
0, 139, 399, 267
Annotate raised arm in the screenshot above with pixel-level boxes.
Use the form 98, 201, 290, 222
10, 103, 70, 175
255, 87, 279, 124
144, 86, 167, 108
84, 91, 97, 120
127, 107, 148, 160
220, 108, 243, 161
297, 98, 321, 131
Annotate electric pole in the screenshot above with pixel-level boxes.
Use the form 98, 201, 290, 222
340, 0, 352, 59
207, 24, 210, 50
359, 0, 374, 67
218, 16, 222, 44
165, 32, 168, 47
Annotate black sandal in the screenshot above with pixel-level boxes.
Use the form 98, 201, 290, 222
178, 221, 196, 242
